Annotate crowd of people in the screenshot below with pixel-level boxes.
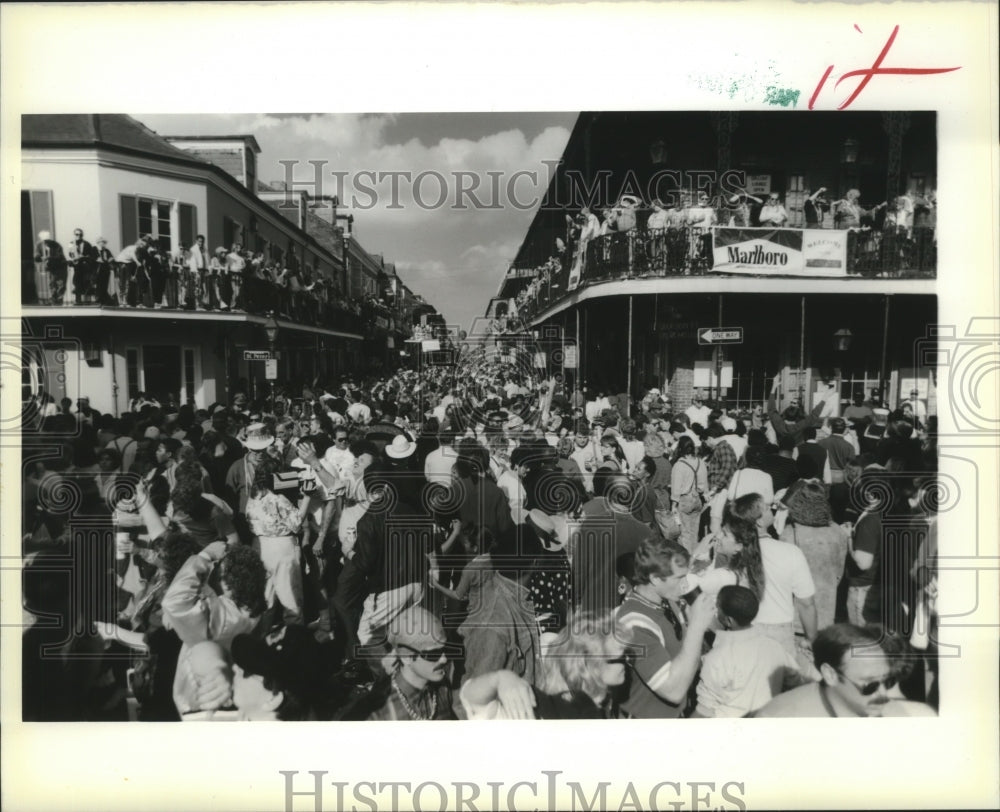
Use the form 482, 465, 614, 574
22, 350, 939, 722
28, 230, 396, 333
507, 185, 937, 318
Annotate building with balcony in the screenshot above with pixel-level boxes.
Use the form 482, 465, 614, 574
20, 114, 442, 414
487, 111, 937, 414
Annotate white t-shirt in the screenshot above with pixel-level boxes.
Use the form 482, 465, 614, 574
723, 434, 747, 460
726, 467, 774, 506
495, 469, 525, 519
685, 404, 711, 429
570, 445, 599, 493
424, 445, 458, 486
755, 536, 816, 625
322, 446, 356, 481
620, 438, 646, 471
696, 627, 800, 718
347, 402, 371, 424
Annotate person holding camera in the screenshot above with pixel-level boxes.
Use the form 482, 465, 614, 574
245, 453, 311, 625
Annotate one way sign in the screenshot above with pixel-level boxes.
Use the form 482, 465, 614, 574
698, 327, 743, 345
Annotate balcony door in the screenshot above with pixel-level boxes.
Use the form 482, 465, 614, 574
126, 344, 203, 407
785, 174, 806, 227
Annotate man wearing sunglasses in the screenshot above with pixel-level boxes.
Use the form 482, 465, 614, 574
753, 623, 927, 717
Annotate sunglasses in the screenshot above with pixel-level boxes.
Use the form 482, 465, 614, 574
398, 643, 448, 662
836, 669, 897, 696
335, 437, 349, 443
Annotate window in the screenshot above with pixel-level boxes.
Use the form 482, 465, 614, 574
138, 198, 172, 252
785, 174, 806, 228
223, 217, 244, 251
120, 196, 194, 253
126, 345, 202, 406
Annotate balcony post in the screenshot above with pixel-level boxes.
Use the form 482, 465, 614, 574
880, 295, 891, 406
626, 296, 634, 416
575, 304, 581, 394
799, 295, 806, 407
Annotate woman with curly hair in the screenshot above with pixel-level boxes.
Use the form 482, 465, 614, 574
458, 611, 632, 719
162, 540, 268, 717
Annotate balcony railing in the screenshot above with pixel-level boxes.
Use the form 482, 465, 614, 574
512, 224, 936, 319
21, 261, 372, 335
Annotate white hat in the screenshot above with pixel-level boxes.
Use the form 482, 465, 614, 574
649, 388, 661, 396
527, 508, 556, 536
527, 508, 563, 550
385, 434, 416, 459
243, 422, 275, 451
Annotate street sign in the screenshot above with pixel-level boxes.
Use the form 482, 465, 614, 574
697, 327, 743, 345
244, 350, 272, 361
265, 359, 278, 380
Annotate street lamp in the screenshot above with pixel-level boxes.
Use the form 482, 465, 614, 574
265, 312, 279, 408
834, 328, 853, 352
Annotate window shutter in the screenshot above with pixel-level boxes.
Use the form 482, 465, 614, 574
179, 203, 196, 248
120, 195, 137, 248
30, 190, 54, 236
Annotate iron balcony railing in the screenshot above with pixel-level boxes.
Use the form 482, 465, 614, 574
511, 224, 936, 320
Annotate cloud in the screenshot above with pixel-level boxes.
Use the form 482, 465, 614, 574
460, 239, 522, 270
133, 113, 572, 328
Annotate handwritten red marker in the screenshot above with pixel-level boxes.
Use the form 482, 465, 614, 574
809, 24, 961, 110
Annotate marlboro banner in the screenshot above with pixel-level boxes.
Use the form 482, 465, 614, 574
711, 228, 847, 277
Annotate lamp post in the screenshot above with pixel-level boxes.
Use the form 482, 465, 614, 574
834, 328, 853, 352
265, 312, 279, 409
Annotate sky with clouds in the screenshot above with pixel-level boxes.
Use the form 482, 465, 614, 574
134, 113, 576, 330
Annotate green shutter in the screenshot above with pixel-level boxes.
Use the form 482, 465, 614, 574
120, 195, 137, 249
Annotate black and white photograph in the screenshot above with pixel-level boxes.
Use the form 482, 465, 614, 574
2, 3, 997, 812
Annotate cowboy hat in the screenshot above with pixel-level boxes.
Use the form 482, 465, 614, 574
384, 434, 416, 459
243, 422, 275, 451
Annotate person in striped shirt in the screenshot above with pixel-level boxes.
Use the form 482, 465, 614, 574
616, 536, 715, 718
